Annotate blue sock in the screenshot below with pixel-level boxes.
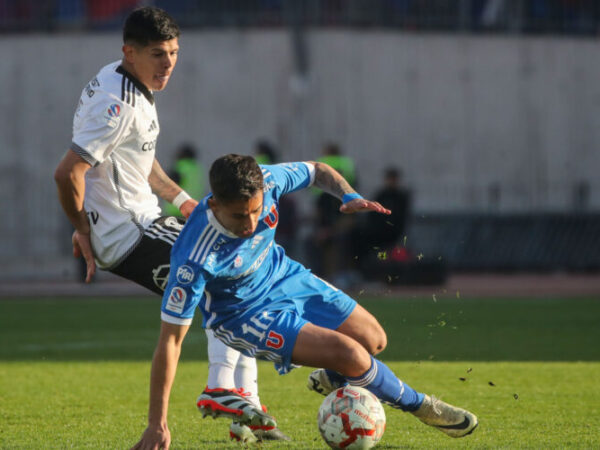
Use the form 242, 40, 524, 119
346, 356, 425, 412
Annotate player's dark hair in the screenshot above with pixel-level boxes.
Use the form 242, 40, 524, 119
123, 7, 180, 47
210, 154, 264, 203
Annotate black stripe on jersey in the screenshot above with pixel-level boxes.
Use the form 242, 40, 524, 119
120, 74, 126, 102
126, 79, 132, 105
71, 142, 99, 167
115, 65, 154, 105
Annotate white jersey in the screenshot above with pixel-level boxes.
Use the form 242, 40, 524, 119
71, 61, 162, 269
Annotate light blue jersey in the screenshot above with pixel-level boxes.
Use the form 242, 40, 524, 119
161, 162, 356, 373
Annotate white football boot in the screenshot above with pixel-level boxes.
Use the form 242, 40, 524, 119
411, 395, 478, 438
307, 368, 347, 396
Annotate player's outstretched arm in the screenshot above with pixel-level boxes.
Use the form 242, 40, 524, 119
148, 158, 198, 218
308, 161, 391, 216
54, 149, 96, 282
132, 321, 190, 450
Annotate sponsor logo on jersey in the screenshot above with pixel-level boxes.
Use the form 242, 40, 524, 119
165, 286, 186, 314
234, 255, 243, 268
176, 265, 195, 284
205, 253, 217, 268
251, 235, 263, 249
263, 180, 276, 192
148, 120, 158, 133
142, 139, 156, 152
227, 241, 272, 280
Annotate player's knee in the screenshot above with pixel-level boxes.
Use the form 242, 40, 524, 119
365, 327, 387, 355
334, 338, 372, 377
375, 328, 388, 354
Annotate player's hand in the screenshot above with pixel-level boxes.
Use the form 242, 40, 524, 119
72, 230, 96, 283
179, 199, 199, 219
131, 425, 171, 450
339, 198, 391, 215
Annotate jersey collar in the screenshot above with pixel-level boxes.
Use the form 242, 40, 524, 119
115, 65, 155, 105
207, 209, 239, 239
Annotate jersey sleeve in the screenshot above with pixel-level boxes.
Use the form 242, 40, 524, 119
262, 162, 315, 196
160, 260, 207, 326
71, 94, 134, 166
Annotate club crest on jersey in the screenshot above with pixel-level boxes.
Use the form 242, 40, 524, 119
263, 204, 279, 229
234, 255, 243, 268
165, 287, 186, 314
176, 265, 194, 284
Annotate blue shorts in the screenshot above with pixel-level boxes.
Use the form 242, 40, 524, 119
211, 262, 357, 374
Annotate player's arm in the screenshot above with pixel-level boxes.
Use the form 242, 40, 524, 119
132, 321, 190, 450
54, 149, 96, 282
308, 161, 391, 215
149, 158, 198, 218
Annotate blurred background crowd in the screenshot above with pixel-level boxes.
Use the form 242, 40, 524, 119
3, 0, 600, 34
1, 0, 599, 290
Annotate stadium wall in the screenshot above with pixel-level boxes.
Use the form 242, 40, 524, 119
1, 30, 599, 280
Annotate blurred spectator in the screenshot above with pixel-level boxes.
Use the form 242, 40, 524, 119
352, 167, 414, 281
164, 143, 205, 217
365, 167, 410, 252
317, 141, 357, 188
86, 0, 140, 21
254, 138, 278, 165
310, 142, 358, 284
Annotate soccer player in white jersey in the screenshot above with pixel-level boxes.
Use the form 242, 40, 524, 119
54, 6, 288, 443
132, 154, 479, 448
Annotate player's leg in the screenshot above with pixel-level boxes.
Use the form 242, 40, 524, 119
294, 323, 477, 437
231, 353, 291, 442
200, 329, 289, 441
335, 303, 387, 355
233, 352, 259, 407
307, 302, 389, 393
205, 328, 240, 391
198, 329, 275, 427
306, 303, 386, 396
293, 322, 423, 410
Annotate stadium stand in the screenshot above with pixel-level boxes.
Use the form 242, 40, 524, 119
1, 0, 599, 34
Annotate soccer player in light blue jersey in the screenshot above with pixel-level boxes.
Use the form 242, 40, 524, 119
132, 155, 478, 449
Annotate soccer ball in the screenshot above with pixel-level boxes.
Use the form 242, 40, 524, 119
317, 386, 386, 449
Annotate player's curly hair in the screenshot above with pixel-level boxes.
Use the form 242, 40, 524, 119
210, 154, 264, 203
123, 6, 180, 47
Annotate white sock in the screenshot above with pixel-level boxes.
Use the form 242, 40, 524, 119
205, 329, 239, 390
234, 353, 261, 408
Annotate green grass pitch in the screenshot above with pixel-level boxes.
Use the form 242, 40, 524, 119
1, 295, 599, 448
